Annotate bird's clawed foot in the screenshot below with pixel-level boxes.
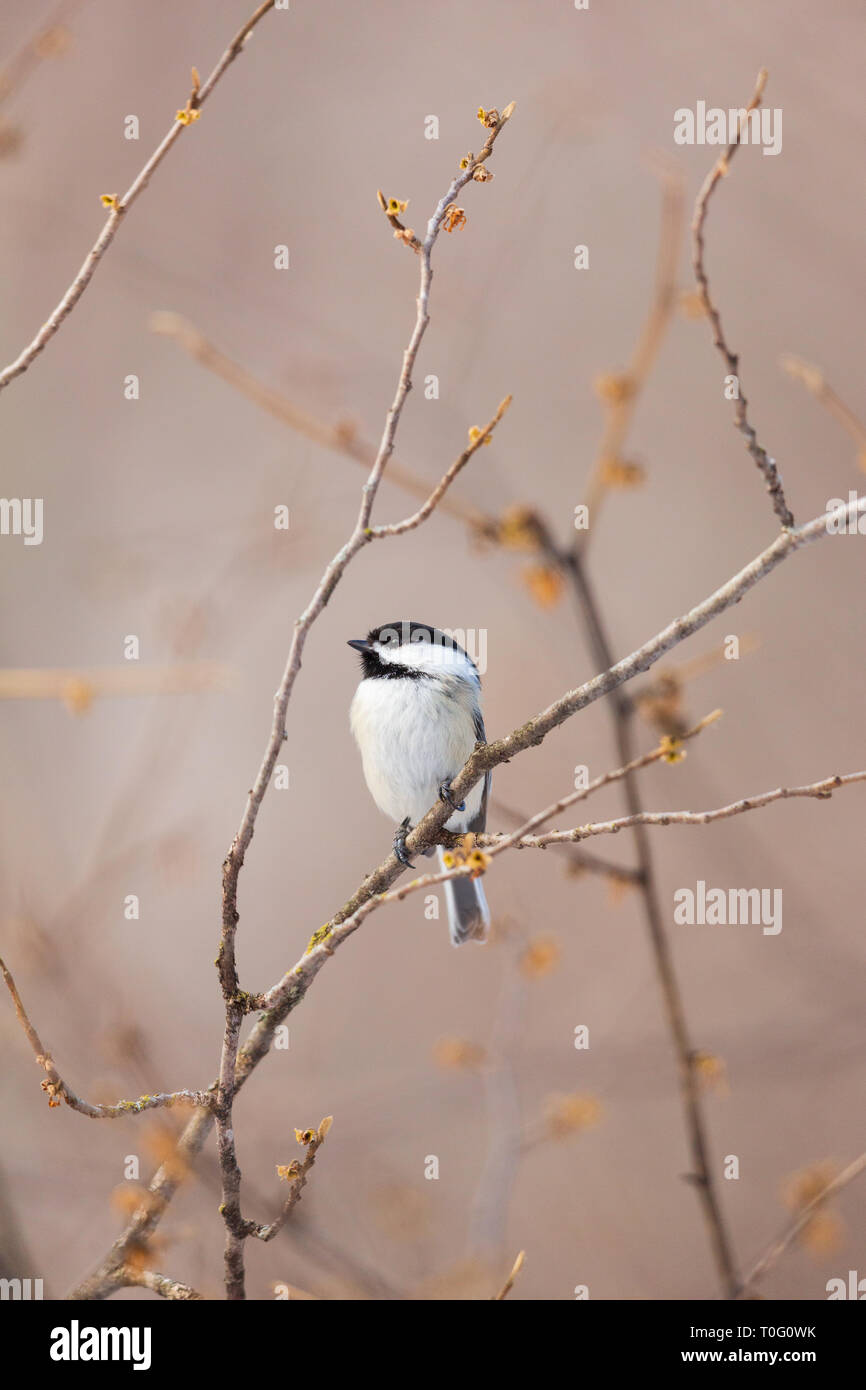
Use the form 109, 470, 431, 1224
439, 780, 466, 813
393, 817, 415, 867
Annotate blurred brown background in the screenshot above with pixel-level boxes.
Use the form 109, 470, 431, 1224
1, 0, 864, 1300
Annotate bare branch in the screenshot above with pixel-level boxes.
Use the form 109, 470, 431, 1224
121, 1267, 205, 1301
490, 800, 644, 885
213, 102, 516, 1299
691, 68, 794, 529
0, 662, 229, 709
249, 1116, 333, 1243
369, 396, 512, 537
477, 710, 722, 858
256, 768, 866, 959
471, 771, 866, 850
149, 311, 496, 533
0, 0, 277, 392
781, 353, 866, 463
0, 955, 213, 1119
737, 1153, 866, 1298
578, 164, 686, 549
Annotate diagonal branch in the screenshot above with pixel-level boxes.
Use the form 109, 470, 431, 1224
0, 0, 277, 392
370, 396, 512, 536
248, 1116, 332, 1243
736, 1152, 866, 1298
781, 353, 866, 461
149, 312, 496, 532
316, 494, 864, 943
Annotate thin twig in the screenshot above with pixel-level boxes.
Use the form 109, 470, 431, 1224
249, 1117, 332, 1242
482, 710, 722, 857
0, 955, 212, 1118
492, 1249, 525, 1300
490, 800, 644, 884
370, 396, 512, 536
0, 0, 277, 392
470, 771, 866, 849
467, 937, 528, 1257
0, 0, 84, 111
781, 353, 866, 461
149, 312, 496, 532
736, 1152, 866, 1298
578, 165, 686, 549
263, 768, 866, 945
691, 68, 794, 529
0, 663, 229, 705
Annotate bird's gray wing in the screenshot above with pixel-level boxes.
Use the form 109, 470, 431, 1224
468, 705, 489, 833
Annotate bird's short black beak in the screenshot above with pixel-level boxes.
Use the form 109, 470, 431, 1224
347, 638, 370, 653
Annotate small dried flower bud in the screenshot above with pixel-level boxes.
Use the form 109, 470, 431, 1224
442, 204, 467, 233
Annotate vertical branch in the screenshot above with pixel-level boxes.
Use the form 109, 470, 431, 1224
213, 104, 516, 1299
691, 69, 794, 530
577, 167, 685, 552
467, 937, 528, 1256
561, 548, 740, 1295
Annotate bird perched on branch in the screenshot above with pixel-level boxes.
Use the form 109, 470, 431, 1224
348, 620, 490, 945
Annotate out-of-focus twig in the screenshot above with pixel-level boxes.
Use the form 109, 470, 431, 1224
0, 0, 83, 111
149, 311, 498, 533
577, 164, 685, 549
0, 662, 230, 710
781, 354, 866, 467
737, 1153, 866, 1299
467, 935, 528, 1257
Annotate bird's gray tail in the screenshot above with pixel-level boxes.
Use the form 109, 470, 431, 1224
438, 847, 490, 946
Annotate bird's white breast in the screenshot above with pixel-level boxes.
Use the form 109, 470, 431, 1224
350, 674, 483, 830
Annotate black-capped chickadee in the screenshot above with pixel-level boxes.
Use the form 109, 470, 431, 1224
348, 620, 491, 945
